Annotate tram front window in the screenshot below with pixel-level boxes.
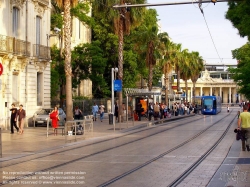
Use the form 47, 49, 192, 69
204, 99, 213, 110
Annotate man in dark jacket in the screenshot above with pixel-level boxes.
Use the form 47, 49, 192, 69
10, 103, 19, 134
136, 101, 142, 121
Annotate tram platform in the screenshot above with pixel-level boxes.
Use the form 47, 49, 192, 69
0, 110, 249, 187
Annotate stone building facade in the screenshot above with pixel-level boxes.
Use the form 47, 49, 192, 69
0, 0, 51, 128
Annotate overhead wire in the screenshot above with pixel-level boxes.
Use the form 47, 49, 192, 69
198, 2, 223, 63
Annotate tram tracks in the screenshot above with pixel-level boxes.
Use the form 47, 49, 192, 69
0, 113, 232, 186
97, 112, 235, 187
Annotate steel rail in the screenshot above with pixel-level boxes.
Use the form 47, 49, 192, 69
96, 111, 233, 187
168, 114, 236, 186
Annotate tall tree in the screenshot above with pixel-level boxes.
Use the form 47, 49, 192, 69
92, 0, 146, 121
162, 41, 177, 105
226, 0, 250, 40
190, 51, 204, 101
228, 42, 250, 99
54, 0, 78, 120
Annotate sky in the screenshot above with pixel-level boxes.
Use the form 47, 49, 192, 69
147, 0, 248, 65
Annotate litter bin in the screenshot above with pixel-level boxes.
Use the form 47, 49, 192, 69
109, 113, 113, 125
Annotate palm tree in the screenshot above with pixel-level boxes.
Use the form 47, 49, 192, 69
162, 41, 176, 105
171, 43, 182, 92
54, 0, 78, 120
92, 0, 146, 121
190, 51, 204, 102
180, 50, 192, 102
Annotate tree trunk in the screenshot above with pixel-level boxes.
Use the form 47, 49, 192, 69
118, 5, 125, 122
164, 71, 169, 106
148, 63, 153, 91
64, 0, 73, 120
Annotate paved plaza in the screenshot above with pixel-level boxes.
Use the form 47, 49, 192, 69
0, 108, 249, 187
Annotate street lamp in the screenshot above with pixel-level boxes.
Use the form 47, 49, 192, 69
111, 67, 118, 129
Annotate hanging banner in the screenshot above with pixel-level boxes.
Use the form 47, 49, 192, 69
114, 80, 122, 91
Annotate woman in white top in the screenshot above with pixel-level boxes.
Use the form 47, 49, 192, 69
99, 104, 105, 122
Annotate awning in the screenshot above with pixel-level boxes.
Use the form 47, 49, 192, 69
124, 88, 161, 96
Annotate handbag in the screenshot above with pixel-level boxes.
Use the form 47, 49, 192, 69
234, 129, 244, 141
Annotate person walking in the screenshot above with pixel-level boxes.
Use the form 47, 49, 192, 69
227, 104, 230, 113
74, 106, 82, 120
10, 103, 19, 134
237, 104, 250, 151
15, 104, 26, 134
92, 103, 98, 121
99, 103, 105, 122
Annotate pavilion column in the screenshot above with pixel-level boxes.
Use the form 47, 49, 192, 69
219, 87, 222, 97
200, 87, 203, 96
229, 87, 231, 104
210, 86, 212, 96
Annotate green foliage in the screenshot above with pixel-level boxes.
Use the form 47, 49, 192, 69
228, 42, 250, 99
50, 46, 65, 99
71, 41, 109, 98
71, 2, 94, 27
152, 64, 162, 86
226, 0, 250, 40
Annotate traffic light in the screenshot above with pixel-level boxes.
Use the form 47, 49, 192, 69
211, 0, 217, 5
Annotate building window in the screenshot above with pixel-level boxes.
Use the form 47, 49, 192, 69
12, 73, 19, 103
12, 7, 19, 37
36, 16, 41, 45
36, 16, 41, 56
37, 72, 43, 106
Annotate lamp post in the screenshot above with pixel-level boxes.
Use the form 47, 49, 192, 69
111, 67, 118, 130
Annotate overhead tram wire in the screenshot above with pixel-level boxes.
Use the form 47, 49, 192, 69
198, 3, 223, 63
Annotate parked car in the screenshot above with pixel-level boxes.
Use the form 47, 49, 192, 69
33, 108, 66, 127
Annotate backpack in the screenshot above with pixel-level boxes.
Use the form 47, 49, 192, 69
154, 105, 159, 112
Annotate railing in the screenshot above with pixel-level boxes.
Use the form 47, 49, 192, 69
33, 44, 50, 60
14, 38, 31, 56
0, 34, 14, 54
0, 34, 31, 56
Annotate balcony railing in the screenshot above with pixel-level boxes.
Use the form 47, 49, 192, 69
0, 34, 31, 56
14, 38, 31, 56
0, 34, 14, 54
33, 44, 50, 60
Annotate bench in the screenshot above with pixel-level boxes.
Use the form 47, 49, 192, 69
54, 127, 65, 136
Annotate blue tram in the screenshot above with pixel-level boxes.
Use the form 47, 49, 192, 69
201, 96, 222, 115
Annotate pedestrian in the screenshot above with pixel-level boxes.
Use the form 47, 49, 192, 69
136, 101, 142, 121
49, 106, 59, 134
92, 103, 98, 121
99, 103, 105, 122
237, 104, 250, 151
74, 106, 82, 120
15, 104, 26, 135
115, 102, 119, 122
227, 104, 230, 113
10, 103, 19, 134
148, 102, 154, 121
153, 102, 160, 120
